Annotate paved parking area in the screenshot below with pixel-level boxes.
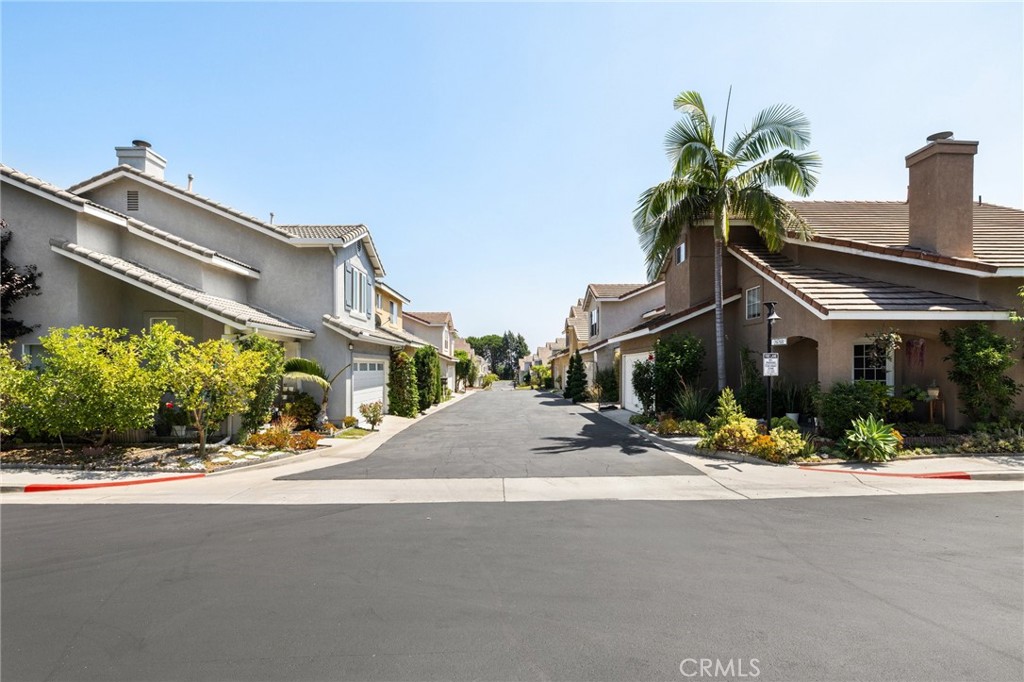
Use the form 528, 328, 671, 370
281, 389, 701, 480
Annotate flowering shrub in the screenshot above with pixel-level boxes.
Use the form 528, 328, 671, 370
359, 401, 384, 430
289, 430, 322, 450
342, 416, 358, 428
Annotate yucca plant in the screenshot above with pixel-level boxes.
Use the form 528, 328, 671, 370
673, 383, 716, 422
842, 414, 900, 462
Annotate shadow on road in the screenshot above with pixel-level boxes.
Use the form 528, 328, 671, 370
531, 413, 649, 457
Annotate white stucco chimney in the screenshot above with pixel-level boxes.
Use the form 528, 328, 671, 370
905, 132, 978, 258
115, 139, 167, 180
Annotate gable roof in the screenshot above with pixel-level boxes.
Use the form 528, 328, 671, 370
730, 244, 1009, 320
67, 164, 386, 275
1, 162, 90, 208
321, 314, 407, 348
50, 239, 314, 337
788, 201, 1023, 273
404, 311, 454, 328
588, 283, 650, 299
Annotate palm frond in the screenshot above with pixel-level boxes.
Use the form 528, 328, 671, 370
282, 358, 331, 391
727, 103, 813, 162
634, 178, 716, 279
673, 91, 713, 130
732, 187, 814, 251
665, 116, 719, 179
735, 150, 821, 197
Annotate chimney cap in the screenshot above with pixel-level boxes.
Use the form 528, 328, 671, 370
926, 131, 954, 142
131, 139, 152, 148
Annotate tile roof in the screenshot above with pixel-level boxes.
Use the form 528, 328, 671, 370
613, 291, 742, 339
124, 218, 259, 273
322, 315, 407, 347
276, 224, 368, 241
381, 323, 431, 348
50, 239, 314, 336
788, 201, 1023, 270
588, 283, 650, 298
1, 163, 88, 206
404, 311, 453, 327
730, 244, 1007, 318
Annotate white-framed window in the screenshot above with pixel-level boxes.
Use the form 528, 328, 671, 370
389, 301, 397, 324
852, 341, 894, 387
148, 316, 178, 329
590, 308, 599, 336
443, 327, 450, 353
745, 286, 762, 320
376, 293, 383, 311
345, 265, 371, 316
21, 343, 44, 371
675, 242, 686, 265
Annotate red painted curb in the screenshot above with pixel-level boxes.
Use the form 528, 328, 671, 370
23, 473, 206, 492
798, 467, 971, 480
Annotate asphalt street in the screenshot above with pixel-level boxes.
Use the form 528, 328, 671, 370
283, 388, 700, 479
3, 493, 1022, 682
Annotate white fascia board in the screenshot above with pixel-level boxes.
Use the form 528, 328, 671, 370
50, 246, 307, 337
82, 203, 129, 226
787, 237, 1001, 278
122, 222, 261, 280
376, 281, 411, 303
642, 307, 666, 319
826, 310, 1010, 320
995, 267, 1024, 277
2, 177, 84, 212
617, 281, 665, 302
729, 248, 829, 320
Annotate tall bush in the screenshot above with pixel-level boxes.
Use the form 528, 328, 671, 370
940, 323, 1020, 423
594, 367, 618, 402
564, 350, 588, 402
388, 350, 419, 418
653, 333, 705, 411
414, 345, 441, 411
237, 334, 285, 436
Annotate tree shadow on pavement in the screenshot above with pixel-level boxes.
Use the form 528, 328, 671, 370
531, 414, 650, 456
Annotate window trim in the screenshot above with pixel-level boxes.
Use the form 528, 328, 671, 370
675, 242, 686, 265
745, 286, 762, 320
851, 338, 895, 388
148, 315, 179, 330
590, 308, 599, 337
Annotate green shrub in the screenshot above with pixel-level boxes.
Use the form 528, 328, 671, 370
628, 413, 656, 426
414, 345, 442, 410
895, 421, 947, 437
594, 367, 619, 403
358, 400, 384, 430
940, 323, 1021, 423
676, 419, 708, 437
482, 373, 498, 389
342, 415, 358, 428
656, 417, 681, 436
706, 387, 747, 434
842, 414, 900, 462
769, 427, 805, 459
237, 334, 285, 434
631, 356, 657, 416
770, 416, 799, 431
565, 351, 588, 403
818, 381, 889, 439
735, 347, 766, 419
673, 383, 715, 422
283, 392, 320, 430
387, 350, 419, 418
701, 418, 760, 452
653, 334, 705, 411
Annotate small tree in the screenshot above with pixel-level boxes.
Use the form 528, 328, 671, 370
653, 333, 705, 411
0, 220, 42, 342
388, 349, 419, 418
531, 364, 552, 390
455, 349, 473, 391
237, 334, 285, 436
631, 355, 657, 416
940, 323, 1021, 423
282, 357, 351, 426
414, 345, 441, 411
358, 400, 384, 430
565, 350, 588, 403
166, 339, 266, 457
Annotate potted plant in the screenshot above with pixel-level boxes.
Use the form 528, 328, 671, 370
163, 401, 191, 437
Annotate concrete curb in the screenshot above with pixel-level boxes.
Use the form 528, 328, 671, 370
798, 466, 1024, 481
1, 473, 206, 493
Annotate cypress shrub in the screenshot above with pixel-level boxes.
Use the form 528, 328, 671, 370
387, 350, 419, 418
414, 345, 440, 411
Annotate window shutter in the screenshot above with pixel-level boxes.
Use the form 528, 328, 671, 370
344, 264, 353, 310
365, 279, 373, 316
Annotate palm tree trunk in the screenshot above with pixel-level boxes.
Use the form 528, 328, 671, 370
714, 237, 726, 391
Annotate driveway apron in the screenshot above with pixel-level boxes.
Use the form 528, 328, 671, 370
281, 389, 701, 479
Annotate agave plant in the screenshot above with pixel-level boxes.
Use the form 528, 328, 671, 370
842, 414, 900, 462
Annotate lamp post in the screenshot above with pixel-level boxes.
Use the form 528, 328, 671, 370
764, 301, 780, 424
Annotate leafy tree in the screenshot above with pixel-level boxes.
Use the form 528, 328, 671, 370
634, 90, 820, 390
414, 345, 442, 411
0, 344, 33, 436
940, 323, 1020, 423
466, 334, 503, 373
653, 333, 705, 410
455, 349, 475, 391
1, 220, 42, 342
237, 334, 285, 436
358, 400, 384, 431
282, 357, 350, 425
22, 325, 183, 446
388, 349, 419, 418
565, 350, 588, 403
631, 355, 657, 416
467, 332, 529, 379
166, 338, 266, 457
531, 363, 552, 390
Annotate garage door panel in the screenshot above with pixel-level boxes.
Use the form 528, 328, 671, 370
353, 360, 386, 413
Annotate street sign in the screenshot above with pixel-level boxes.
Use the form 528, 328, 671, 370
770, 337, 788, 347
763, 352, 779, 376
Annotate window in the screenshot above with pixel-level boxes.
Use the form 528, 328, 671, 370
675, 242, 686, 265
745, 286, 762, 320
149, 316, 178, 329
590, 308, 599, 336
443, 328, 450, 353
389, 301, 397, 324
126, 190, 139, 211
344, 265, 370, 316
21, 344, 44, 371
376, 293, 383, 311
852, 343, 893, 385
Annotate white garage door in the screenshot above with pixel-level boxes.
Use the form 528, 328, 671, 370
621, 352, 650, 413
352, 360, 386, 417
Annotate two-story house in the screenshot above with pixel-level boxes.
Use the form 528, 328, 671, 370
1, 140, 411, 425
612, 133, 1023, 427
576, 282, 665, 388
403, 311, 459, 392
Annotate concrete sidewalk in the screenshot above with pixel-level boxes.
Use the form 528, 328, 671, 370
0, 388, 480, 493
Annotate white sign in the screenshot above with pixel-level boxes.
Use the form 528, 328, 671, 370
770, 337, 788, 347
763, 352, 779, 376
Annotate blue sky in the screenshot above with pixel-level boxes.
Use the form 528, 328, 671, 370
2, 1, 1021, 350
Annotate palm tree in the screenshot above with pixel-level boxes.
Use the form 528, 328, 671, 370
634, 90, 821, 391
282, 357, 350, 425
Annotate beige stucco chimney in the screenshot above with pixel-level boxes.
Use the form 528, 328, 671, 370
115, 139, 167, 180
905, 133, 978, 258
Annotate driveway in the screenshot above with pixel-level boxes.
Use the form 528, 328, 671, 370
281, 389, 701, 479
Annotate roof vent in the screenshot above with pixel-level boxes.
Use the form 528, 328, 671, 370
132, 139, 152, 148
926, 131, 954, 142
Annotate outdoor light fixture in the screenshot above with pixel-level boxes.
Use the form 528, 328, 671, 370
348, 343, 354, 350
764, 301, 780, 423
